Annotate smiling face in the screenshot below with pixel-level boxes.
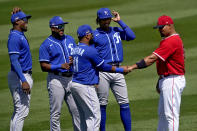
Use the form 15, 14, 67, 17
98, 18, 111, 31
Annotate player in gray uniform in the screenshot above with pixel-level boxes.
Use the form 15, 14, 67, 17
93, 8, 136, 131
39, 16, 80, 131
7, 8, 33, 131
70, 24, 132, 131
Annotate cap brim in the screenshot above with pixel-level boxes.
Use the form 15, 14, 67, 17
153, 25, 164, 29
26, 15, 32, 19
63, 22, 69, 24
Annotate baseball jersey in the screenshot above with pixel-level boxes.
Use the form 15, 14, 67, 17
71, 42, 105, 85
39, 35, 76, 73
153, 34, 185, 76
93, 20, 135, 64
7, 29, 32, 72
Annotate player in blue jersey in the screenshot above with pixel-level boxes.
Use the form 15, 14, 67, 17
7, 8, 33, 131
70, 25, 132, 131
39, 16, 80, 131
93, 8, 136, 131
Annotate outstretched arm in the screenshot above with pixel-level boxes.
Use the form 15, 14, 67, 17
128, 53, 158, 71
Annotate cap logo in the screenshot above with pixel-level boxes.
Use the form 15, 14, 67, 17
104, 11, 108, 15
15, 17, 19, 20
86, 30, 90, 34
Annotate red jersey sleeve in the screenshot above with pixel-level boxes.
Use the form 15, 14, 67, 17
153, 39, 174, 61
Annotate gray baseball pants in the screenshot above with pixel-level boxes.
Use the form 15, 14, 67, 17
8, 71, 33, 131
47, 73, 80, 131
70, 82, 101, 131
97, 72, 129, 105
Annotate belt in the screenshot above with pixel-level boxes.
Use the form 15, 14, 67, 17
23, 70, 32, 75
108, 62, 120, 67
54, 72, 72, 77
160, 74, 175, 79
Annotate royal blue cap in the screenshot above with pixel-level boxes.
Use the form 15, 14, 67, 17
11, 11, 31, 23
77, 24, 93, 38
49, 16, 69, 27
97, 8, 112, 19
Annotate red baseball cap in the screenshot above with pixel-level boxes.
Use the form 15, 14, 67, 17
153, 15, 174, 29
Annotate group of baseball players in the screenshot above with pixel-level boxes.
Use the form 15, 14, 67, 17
7, 6, 186, 131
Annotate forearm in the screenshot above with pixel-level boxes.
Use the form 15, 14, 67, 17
98, 62, 125, 73
40, 62, 61, 72
118, 20, 136, 40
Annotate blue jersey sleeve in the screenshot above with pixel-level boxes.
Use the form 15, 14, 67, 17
7, 35, 21, 54
115, 20, 136, 41
88, 47, 104, 67
39, 44, 50, 62
9, 54, 26, 82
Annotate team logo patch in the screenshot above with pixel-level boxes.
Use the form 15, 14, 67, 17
104, 11, 108, 16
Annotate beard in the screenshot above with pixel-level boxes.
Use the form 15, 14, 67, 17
89, 39, 94, 45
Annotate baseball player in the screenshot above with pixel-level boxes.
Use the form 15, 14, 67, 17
93, 8, 136, 131
70, 25, 132, 131
7, 9, 33, 131
128, 15, 186, 131
39, 16, 80, 131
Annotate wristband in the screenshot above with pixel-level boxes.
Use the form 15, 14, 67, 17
136, 59, 147, 69
115, 67, 124, 73
51, 64, 62, 70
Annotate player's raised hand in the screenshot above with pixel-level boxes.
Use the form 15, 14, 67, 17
112, 10, 120, 22
11, 7, 21, 14
61, 63, 70, 70
22, 81, 31, 94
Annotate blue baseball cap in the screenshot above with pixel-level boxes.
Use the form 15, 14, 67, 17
77, 24, 93, 38
11, 11, 31, 23
97, 8, 112, 19
49, 16, 68, 27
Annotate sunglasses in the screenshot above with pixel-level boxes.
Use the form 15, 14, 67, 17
51, 24, 65, 30
20, 17, 28, 22
159, 25, 166, 29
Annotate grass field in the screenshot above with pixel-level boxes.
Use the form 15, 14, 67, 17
0, 0, 197, 130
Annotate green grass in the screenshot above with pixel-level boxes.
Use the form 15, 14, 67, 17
0, 0, 197, 130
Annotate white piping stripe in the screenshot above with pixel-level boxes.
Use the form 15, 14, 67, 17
96, 60, 104, 67
153, 52, 165, 61
64, 39, 70, 63
48, 38, 66, 62
112, 35, 120, 61
9, 52, 20, 54
105, 34, 114, 62
39, 59, 50, 62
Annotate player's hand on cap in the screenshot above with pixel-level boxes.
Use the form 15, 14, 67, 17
11, 7, 21, 14
61, 63, 70, 70
112, 10, 120, 22
22, 81, 31, 94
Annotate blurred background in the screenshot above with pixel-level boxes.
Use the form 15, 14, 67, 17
0, 0, 197, 130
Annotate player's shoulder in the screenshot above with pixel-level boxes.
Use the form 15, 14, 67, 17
65, 35, 75, 40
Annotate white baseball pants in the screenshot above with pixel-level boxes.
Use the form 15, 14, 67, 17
157, 75, 186, 131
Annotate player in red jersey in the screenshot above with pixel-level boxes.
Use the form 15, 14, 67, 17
129, 15, 186, 131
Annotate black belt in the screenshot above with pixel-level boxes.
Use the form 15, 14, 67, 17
108, 62, 120, 67
54, 72, 72, 77
23, 70, 32, 75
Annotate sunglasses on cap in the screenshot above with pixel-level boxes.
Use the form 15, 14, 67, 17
51, 24, 65, 30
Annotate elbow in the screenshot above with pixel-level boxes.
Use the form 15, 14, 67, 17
127, 34, 136, 41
